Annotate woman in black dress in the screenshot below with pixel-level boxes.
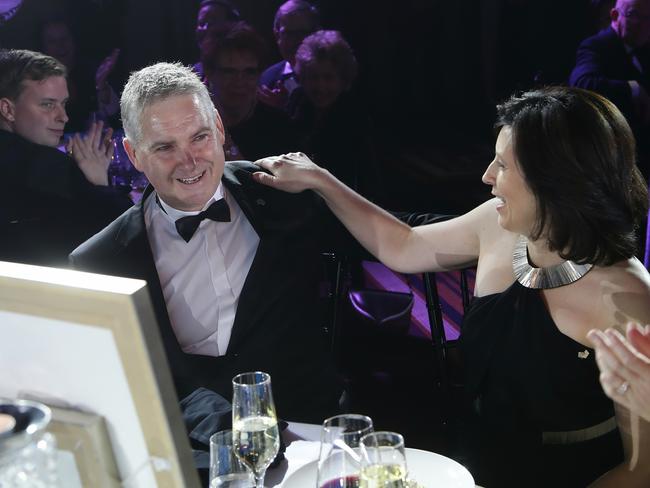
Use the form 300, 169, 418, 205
254, 86, 650, 487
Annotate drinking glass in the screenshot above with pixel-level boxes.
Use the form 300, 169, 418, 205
209, 430, 254, 488
316, 414, 374, 488
359, 432, 407, 488
231, 372, 280, 488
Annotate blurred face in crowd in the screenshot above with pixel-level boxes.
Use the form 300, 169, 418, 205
275, 11, 316, 66
0, 75, 69, 147
196, 4, 232, 53
611, 0, 650, 47
208, 48, 260, 119
301, 59, 345, 110
482, 126, 537, 236
41, 21, 76, 70
124, 93, 226, 211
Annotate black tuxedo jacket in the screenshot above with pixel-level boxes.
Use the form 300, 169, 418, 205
570, 26, 650, 124
70, 161, 344, 422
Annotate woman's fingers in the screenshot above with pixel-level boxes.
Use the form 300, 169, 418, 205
628, 322, 650, 356
605, 328, 650, 378
252, 171, 277, 187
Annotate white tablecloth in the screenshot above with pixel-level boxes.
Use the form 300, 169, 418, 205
265, 422, 483, 488
266, 422, 321, 487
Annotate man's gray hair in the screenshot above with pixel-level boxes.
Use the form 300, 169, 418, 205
120, 62, 215, 145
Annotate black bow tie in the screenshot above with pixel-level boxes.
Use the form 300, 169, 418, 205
175, 199, 231, 242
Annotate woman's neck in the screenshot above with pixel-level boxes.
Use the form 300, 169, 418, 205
524, 236, 566, 268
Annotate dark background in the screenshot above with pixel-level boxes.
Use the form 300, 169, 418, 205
0, 0, 607, 214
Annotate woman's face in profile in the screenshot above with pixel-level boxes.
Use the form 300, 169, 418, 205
482, 126, 538, 236
301, 59, 345, 110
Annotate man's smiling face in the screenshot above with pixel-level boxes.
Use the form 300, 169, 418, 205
124, 93, 226, 211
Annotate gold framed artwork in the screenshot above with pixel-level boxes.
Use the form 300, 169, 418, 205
0, 261, 200, 487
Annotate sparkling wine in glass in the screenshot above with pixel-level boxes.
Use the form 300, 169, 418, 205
232, 371, 280, 488
359, 431, 407, 488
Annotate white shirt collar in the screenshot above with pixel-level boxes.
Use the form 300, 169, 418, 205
157, 184, 225, 222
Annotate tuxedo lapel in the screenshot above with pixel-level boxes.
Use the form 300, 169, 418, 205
222, 163, 266, 236
221, 164, 270, 351
110, 188, 186, 363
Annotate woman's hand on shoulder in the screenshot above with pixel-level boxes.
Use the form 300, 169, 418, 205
253, 152, 332, 194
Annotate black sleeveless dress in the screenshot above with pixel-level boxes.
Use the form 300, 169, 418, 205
459, 281, 623, 487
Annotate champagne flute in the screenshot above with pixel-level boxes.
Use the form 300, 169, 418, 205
209, 430, 254, 488
359, 432, 407, 488
317, 414, 374, 488
231, 372, 280, 488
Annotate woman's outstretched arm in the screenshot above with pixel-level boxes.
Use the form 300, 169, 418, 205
254, 152, 490, 274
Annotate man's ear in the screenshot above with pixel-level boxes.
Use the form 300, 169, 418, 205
123, 137, 142, 171
610, 7, 620, 23
0, 97, 16, 124
213, 108, 225, 145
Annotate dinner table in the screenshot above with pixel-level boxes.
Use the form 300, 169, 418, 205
265, 422, 482, 488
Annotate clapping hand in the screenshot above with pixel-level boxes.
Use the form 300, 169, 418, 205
95, 48, 120, 104
68, 120, 114, 186
588, 323, 650, 422
254, 152, 324, 193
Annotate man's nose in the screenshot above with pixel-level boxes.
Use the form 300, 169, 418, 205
56, 105, 68, 123
181, 148, 198, 167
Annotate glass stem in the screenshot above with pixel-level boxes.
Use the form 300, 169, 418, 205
254, 469, 265, 488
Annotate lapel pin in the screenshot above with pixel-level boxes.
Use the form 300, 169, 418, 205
577, 349, 590, 359
256, 198, 266, 206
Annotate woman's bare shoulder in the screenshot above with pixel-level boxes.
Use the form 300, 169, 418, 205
590, 258, 650, 329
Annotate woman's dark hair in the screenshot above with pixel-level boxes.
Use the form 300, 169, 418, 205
496, 86, 648, 265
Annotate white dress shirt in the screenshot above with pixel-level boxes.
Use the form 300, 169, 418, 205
144, 184, 259, 356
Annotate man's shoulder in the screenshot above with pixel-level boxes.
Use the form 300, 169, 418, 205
70, 205, 140, 266
0, 130, 83, 199
0, 129, 68, 166
579, 26, 620, 49
224, 160, 324, 224
224, 160, 316, 201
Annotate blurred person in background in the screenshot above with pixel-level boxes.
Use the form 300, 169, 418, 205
39, 17, 120, 132
0, 49, 131, 266
202, 21, 298, 161
258, 0, 319, 109
192, 0, 241, 82
291, 30, 379, 200
570, 0, 650, 179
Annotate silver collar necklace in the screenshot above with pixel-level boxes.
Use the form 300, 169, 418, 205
512, 235, 593, 289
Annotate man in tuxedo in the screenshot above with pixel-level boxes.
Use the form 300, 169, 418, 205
0, 49, 131, 267
570, 0, 650, 176
70, 62, 343, 423
258, 0, 319, 108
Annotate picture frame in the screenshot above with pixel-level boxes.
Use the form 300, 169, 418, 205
0, 261, 200, 487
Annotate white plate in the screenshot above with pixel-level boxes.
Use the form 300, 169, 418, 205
280, 447, 474, 488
